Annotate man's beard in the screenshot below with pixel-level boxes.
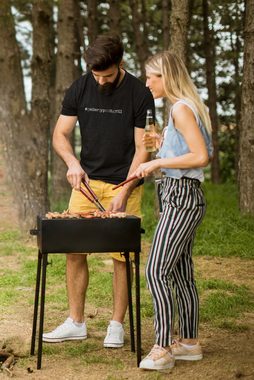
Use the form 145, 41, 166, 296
97, 68, 121, 96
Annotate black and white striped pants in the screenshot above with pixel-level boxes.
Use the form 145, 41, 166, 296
146, 177, 206, 347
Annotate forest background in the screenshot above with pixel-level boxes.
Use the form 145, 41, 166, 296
0, 0, 254, 229
0, 1, 254, 379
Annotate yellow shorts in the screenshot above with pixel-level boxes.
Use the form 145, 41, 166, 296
68, 179, 143, 261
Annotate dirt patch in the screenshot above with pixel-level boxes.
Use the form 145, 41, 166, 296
195, 256, 254, 291
0, 147, 254, 379
1, 326, 254, 380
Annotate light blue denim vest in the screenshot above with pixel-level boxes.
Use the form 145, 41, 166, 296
157, 99, 213, 182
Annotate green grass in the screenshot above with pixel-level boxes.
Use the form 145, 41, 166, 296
197, 278, 253, 330
0, 180, 254, 373
87, 270, 112, 307
0, 229, 21, 241
0, 289, 19, 305
200, 289, 252, 320
141, 181, 160, 239
195, 182, 254, 258
142, 181, 254, 259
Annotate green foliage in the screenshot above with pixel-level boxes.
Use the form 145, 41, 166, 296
11, 0, 245, 184
218, 125, 237, 181
141, 181, 158, 241
49, 194, 70, 213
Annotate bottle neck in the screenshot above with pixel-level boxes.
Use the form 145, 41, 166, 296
146, 116, 154, 128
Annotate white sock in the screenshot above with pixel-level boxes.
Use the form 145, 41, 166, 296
73, 321, 85, 327
110, 320, 122, 327
69, 318, 84, 327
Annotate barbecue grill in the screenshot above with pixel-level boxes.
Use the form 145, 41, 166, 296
30, 215, 142, 369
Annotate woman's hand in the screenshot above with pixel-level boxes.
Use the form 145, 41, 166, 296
108, 190, 129, 212
143, 132, 161, 150
134, 159, 161, 178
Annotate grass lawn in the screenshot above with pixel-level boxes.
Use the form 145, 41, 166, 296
0, 181, 253, 379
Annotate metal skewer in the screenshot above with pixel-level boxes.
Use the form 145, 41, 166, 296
80, 179, 106, 212
112, 175, 138, 190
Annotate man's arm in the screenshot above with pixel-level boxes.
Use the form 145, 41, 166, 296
53, 115, 88, 190
108, 127, 150, 212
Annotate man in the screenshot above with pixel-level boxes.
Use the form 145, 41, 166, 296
43, 34, 154, 348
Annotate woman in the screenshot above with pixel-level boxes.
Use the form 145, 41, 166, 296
133, 52, 213, 372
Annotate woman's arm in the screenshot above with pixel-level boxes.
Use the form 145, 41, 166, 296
133, 103, 209, 178
108, 127, 150, 211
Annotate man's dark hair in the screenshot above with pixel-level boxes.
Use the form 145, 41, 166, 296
84, 34, 124, 71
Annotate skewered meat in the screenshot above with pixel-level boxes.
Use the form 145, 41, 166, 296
45, 210, 127, 219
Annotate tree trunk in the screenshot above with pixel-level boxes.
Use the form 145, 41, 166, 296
202, 0, 220, 183
50, 0, 82, 207
0, 2, 27, 223
161, 0, 171, 126
108, 0, 121, 35
0, 1, 51, 232
162, 0, 170, 50
230, 3, 243, 180
87, 0, 98, 44
239, 0, 254, 214
170, 0, 190, 64
129, 0, 149, 80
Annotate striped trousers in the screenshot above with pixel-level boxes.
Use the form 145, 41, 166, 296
146, 177, 206, 347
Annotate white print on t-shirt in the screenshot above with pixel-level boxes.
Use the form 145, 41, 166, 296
84, 107, 122, 114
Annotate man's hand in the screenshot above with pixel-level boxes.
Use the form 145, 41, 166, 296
66, 160, 88, 190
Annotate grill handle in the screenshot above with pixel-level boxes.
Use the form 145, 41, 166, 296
30, 229, 38, 236
29, 225, 143, 236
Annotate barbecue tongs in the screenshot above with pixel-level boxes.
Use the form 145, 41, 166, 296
80, 178, 106, 212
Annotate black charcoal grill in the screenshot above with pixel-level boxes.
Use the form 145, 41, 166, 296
30, 215, 142, 369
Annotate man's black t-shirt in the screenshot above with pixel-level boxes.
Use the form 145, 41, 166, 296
61, 71, 154, 185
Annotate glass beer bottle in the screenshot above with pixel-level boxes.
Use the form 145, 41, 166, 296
144, 109, 156, 152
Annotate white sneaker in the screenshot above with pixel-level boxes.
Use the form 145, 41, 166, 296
42, 317, 87, 343
139, 344, 175, 371
103, 321, 124, 348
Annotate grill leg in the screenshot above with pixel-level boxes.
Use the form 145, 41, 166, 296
30, 250, 42, 356
37, 253, 48, 370
124, 251, 135, 352
135, 251, 141, 367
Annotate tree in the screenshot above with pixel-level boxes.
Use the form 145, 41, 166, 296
86, 0, 98, 43
239, 0, 254, 214
108, 0, 121, 35
202, 0, 220, 183
0, 1, 52, 231
170, 0, 190, 64
50, 0, 82, 205
0, 0, 248, 233
129, 0, 150, 79
161, 0, 170, 49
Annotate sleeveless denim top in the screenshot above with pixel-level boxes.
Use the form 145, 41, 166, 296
157, 99, 213, 182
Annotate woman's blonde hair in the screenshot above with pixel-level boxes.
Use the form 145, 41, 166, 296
145, 51, 212, 133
